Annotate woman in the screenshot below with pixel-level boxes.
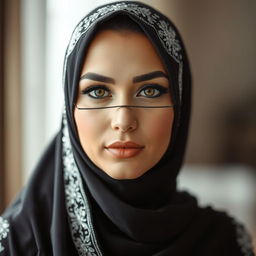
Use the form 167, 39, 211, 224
0, 1, 254, 255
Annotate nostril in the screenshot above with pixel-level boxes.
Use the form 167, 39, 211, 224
111, 108, 138, 132
112, 120, 137, 133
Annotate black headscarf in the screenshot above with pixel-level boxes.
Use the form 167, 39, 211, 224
0, 1, 254, 255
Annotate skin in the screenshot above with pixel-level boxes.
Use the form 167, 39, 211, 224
74, 29, 174, 179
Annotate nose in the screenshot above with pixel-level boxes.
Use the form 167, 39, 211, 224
111, 106, 137, 133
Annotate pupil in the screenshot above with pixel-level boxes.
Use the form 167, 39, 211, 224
146, 88, 154, 96
96, 89, 104, 96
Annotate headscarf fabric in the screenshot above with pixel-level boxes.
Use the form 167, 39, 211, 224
0, 1, 254, 255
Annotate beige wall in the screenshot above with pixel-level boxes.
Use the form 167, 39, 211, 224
145, 0, 256, 164
4, 0, 22, 207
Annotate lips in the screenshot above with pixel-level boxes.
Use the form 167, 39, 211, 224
105, 141, 144, 159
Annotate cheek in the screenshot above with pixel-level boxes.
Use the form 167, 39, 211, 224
145, 110, 174, 141
74, 110, 104, 146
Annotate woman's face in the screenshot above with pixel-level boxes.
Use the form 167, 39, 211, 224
74, 29, 174, 179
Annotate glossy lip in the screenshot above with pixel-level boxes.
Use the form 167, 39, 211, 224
105, 141, 144, 159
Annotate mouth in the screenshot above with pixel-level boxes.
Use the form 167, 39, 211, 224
105, 141, 144, 159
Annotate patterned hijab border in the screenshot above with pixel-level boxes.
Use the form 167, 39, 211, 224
61, 2, 255, 256
61, 4, 183, 255
62, 113, 103, 256
63, 2, 183, 102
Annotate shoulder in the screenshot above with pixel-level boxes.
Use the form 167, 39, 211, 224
232, 217, 255, 256
0, 201, 39, 255
0, 134, 62, 255
199, 206, 255, 256
0, 188, 53, 255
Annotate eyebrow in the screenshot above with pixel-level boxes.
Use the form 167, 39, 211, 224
80, 72, 115, 84
80, 71, 168, 84
133, 71, 168, 83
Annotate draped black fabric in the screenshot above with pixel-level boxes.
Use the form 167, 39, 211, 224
0, 1, 254, 256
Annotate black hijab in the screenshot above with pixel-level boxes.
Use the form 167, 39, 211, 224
0, 1, 254, 255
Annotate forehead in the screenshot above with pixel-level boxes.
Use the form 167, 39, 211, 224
81, 29, 166, 75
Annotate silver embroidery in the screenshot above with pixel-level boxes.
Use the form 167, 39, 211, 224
233, 219, 254, 256
62, 114, 102, 256
157, 20, 182, 63
63, 2, 183, 101
62, 4, 185, 254
0, 217, 9, 253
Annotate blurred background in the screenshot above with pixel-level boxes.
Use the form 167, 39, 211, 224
0, 0, 255, 249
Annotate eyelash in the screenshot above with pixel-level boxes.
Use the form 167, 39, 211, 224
81, 84, 169, 99
137, 84, 168, 98
81, 85, 111, 99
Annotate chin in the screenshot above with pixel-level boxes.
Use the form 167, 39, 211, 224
103, 167, 147, 180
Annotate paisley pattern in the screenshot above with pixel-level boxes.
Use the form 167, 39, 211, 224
63, 2, 183, 101
62, 114, 102, 256
61, 4, 184, 254
0, 217, 9, 253
62, 2, 256, 256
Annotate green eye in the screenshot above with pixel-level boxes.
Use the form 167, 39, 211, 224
90, 88, 109, 98
137, 84, 168, 98
82, 86, 111, 99
141, 88, 158, 97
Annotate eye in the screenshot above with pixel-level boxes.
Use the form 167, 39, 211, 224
137, 84, 168, 98
81, 85, 111, 99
